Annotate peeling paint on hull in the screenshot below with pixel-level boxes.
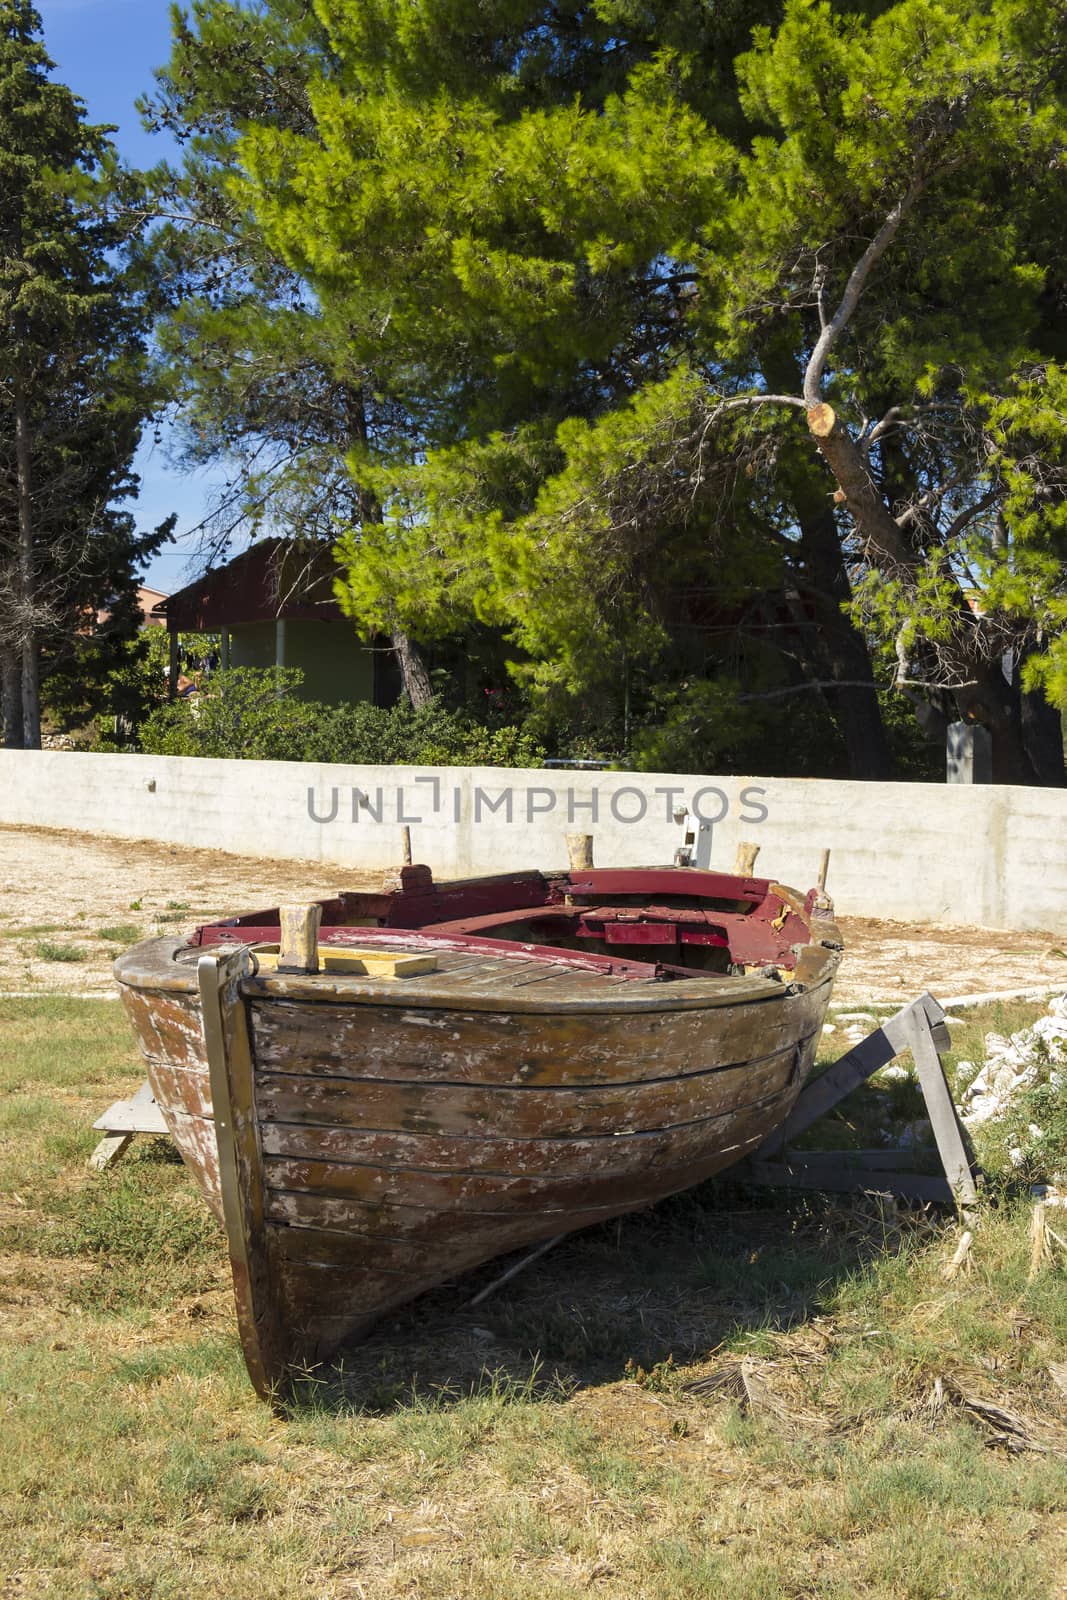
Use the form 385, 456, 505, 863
114, 869, 842, 1400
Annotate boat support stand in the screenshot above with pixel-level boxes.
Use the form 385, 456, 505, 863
739, 991, 981, 1210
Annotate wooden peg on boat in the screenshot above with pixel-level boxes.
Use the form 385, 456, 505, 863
277, 903, 322, 974
817, 848, 831, 891
734, 840, 760, 876
401, 825, 413, 866
566, 833, 594, 870
381, 863, 433, 893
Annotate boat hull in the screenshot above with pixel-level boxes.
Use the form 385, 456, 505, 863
116, 926, 838, 1398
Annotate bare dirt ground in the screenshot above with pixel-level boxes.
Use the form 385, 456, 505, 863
0, 823, 378, 996
1, 821, 1064, 1003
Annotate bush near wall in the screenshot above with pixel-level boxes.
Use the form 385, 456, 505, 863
137, 667, 546, 768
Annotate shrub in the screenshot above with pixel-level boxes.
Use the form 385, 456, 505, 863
137, 668, 545, 767
138, 667, 317, 761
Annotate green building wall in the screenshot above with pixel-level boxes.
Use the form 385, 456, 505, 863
228, 620, 377, 705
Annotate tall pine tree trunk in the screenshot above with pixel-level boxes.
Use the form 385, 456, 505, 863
14, 365, 40, 749
809, 408, 1044, 785
1020, 681, 1065, 787
964, 659, 1034, 784
764, 354, 891, 778
391, 627, 434, 708
792, 477, 892, 780
343, 383, 436, 711
20, 646, 40, 748
1, 650, 23, 747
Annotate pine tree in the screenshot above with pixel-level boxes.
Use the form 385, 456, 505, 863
141, 1, 436, 706
164, 0, 1067, 778
0, 0, 165, 747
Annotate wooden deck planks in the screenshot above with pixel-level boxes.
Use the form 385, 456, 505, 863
255, 960, 802, 1013
376, 956, 637, 998
117, 935, 835, 1015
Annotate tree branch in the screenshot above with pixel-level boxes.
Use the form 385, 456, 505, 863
738, 678, 889, 703
894, 469, 971, 529
803, 175, 926, 406
711, 392, 807, 418
864, 404, 908, 453
689, 390, 806, 454
941, 488, 1002, 543
812, 256, 830, 331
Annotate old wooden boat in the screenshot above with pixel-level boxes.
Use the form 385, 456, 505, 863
113, 864, 842, 1399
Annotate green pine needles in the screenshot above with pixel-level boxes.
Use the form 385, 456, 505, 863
149, 0, 1067, 779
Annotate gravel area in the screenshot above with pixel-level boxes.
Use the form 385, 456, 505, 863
1, 822, 1064, 1004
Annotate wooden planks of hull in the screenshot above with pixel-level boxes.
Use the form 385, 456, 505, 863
263, 1104, 792, 1233
260, 1093, 792, 1218
248, 992, 824, 1086
120, 985, 207, 1072
143, 1058, 213, 1119
259, 1110, 783, 1179
253, 1035, 812, 1140
268, 1128, 769, 1275
166, 1105, 224, 1220
267, 1122, 774, 1362
111, 876, 843, 1400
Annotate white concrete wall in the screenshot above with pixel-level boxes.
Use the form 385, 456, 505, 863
0, 749, 1064, 931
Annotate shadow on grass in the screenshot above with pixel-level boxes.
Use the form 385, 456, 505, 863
282, 1047, 983, 1418
282, 1178, 942, 1419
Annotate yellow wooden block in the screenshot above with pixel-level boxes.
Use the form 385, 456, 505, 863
252, 945, 437, 979
320, 948, 438, 978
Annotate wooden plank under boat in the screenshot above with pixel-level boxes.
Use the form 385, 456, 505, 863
112, 865, 843, 1400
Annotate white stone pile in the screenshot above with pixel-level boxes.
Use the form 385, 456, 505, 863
958, 991, 1067, 1129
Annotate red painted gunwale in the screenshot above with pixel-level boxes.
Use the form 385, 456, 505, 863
191, 865, 820, 981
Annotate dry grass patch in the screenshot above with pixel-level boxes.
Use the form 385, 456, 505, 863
1, 997, 1066, 1598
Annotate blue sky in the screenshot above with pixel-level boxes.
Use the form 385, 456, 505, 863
37, 0, 227, 594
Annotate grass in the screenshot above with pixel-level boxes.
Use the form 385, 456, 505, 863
29, 939, 88, 963
94, 924, 143, 944
0, 995, 1065, 1599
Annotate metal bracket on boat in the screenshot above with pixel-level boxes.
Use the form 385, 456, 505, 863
738, 992, 980, 1210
